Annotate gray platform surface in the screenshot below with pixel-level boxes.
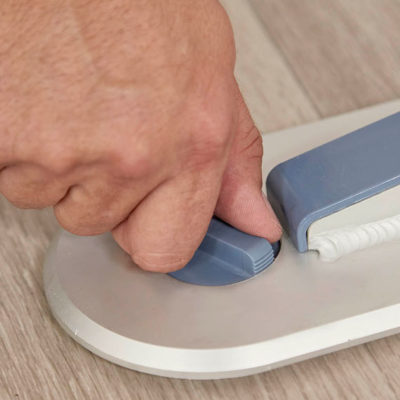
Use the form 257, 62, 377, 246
44, 101, 400, 379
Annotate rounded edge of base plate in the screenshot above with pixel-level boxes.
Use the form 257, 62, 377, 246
43, 232, 281, 379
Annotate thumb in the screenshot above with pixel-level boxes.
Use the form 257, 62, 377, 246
214, 88, 282, 242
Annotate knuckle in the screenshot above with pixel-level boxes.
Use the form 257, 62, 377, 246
0, 182, 36, 209
110, 142, 157, 180
0, 174, 61, 209
40, 149, 78, 175
54, 207, 111, 236
54, 211, 86, 235
189, 115, 232, 165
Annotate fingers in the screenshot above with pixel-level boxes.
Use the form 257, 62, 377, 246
0, 162, 163, 240
112, 166, 224, 273
54, 182, 130, 236
53, 171, 161, 235
0, 164, 68, 208
214, 87, 282, 242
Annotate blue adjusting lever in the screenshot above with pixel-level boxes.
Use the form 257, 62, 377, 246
168, 218, 280, 286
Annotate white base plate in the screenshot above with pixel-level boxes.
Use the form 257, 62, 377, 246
44, 100, 400, 379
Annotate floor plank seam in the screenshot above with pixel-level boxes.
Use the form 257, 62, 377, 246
247, 1, 323, 119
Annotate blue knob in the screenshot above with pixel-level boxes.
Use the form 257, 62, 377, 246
168, 218, 279, 286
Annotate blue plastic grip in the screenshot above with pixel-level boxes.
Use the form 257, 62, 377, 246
168, 218, 279, 286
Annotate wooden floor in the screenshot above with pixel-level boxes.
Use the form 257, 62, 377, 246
1, 1, 400, 399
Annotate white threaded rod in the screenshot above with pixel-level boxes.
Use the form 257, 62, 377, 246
308, 214, 400, 262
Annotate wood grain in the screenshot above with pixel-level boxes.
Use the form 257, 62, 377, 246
251, 0, 400, 117
220, 0, 319, 133
1, 0, 400, 399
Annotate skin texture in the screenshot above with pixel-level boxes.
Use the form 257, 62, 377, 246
0, 0, 282, 272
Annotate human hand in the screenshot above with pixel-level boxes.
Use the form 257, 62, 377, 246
0, 0, 281, 272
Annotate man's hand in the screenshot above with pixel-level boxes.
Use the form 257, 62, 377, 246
0, 0, 281, 272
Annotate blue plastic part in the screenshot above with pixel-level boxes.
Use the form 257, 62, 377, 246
168, 218, 278, 286
266, 111, 400, 252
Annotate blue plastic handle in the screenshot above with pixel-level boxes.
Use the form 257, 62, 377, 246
266, 112, 400, 252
